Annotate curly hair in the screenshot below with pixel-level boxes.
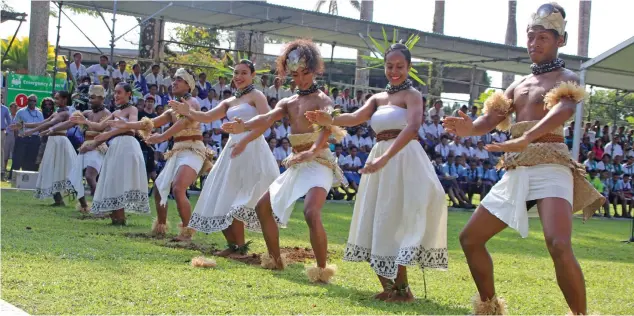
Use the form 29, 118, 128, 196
275, 39, 324, 78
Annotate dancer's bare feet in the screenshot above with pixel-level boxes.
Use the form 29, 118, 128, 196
373, 291, 391, 301
385, 286, 415, 303
214, 247, 236, 257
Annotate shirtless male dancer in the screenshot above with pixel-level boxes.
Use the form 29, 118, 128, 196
50, 85, 111, 213
222, 39, 347, 283
444, 3, 603, 315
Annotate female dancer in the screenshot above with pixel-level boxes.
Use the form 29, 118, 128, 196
107, 68, 214, 241
306, 43, 448, 301
70, 82, 150, 225
20, 91, 76, 205
171, 60, 279, 256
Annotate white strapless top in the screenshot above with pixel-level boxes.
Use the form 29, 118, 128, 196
227, 103, 258, 121
369, 105, 407, 133
111, 116, 129, 132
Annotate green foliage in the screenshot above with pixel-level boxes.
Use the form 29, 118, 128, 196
1, 36, 66, 79
474, 89, 497, 107
360, 27, 425, 86
585, 90, 634, 126
49, 3, 100, 18
171, 25, 220, 54
1, 190, 633, 314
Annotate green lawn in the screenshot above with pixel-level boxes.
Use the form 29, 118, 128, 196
1, 190, 633, 315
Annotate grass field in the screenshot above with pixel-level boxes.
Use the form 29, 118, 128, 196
1, 189, 633, 315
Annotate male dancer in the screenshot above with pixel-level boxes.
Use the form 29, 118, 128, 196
222, 39, 346, 283
49, 85, 111, 213
444, 3, 603, 315
107, 69, 213, 242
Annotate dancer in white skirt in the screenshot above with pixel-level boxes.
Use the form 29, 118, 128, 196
107, 68, 214, 241
71, 83, 150, 225
306, 43, 448, 302
222, 40, 346, 283
49, 85, 111, 214
171, 59, 279, 256
15, 91, 76, 205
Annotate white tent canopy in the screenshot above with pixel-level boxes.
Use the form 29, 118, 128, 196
572, 35, 634, 159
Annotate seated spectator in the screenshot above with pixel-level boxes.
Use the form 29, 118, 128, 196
623, 156, 634, 176
425, 114, 444, 143
472, 140, 490, 162
344, 127, 362, 149
435, 135, 451, 161
607, 155, 624, 175
449, 135, 468, 158
607, 172, 627, 217
592, 138, 604, 161
604, 138, 623, 158
481, 161, 498, 197
342, 146, 362, 200
622, 174, 633, 217
597, 153, 610, 171
464, 159, 483, 205
442, 155, 472, 208
586, 169, 609, 217
584, 151, 599, 172
274, 137, 292, 173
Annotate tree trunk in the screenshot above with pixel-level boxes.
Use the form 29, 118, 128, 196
432, 0, 445, 34
354, 0, 373, 91
578, 0, 592, 57
28, 1, 49, 76
502, 0, 517, 89
234, 31, 265, 69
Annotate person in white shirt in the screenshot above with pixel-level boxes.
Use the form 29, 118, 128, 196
472, 140, 490, 161
198, 106, 213, 134
212, 76, 230, 100
342, 146, 362, 196
267, 77, 287, 101
200, 89, 220, 110
604, 139, 624, 158
623, 156, 634, 176
144, 84, 163, 106
162, 67, 176, 90
273, 137, 292, 168
584, 122, 596, 143
463, 138, 476, 157
492, 131, 508, 143
424, 115, 445, 143
257, 74, 270, 95
449, 136, 468, 157
210, 119, 223, 146
85, 55, 113, 84
427, 100, 445, 122
349, 90, 364, 112
144, 64, 164, 94
341, 88, 352, 112
583, 151, 599, 171
434, 136, 451, 160
275, 117, 291, 140
334, 144, 347, 168
67, 52, 87, 82
468, 105, 479, 121
343, 128, 362, 149
330, 88, 345, 110
111, 60, 130, 81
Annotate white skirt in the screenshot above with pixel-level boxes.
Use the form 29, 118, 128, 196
34, 136, 77, 199
343, 139, 448, 280
68, 150, 105, 199
481, 164, 573, 238
91, 135, 150, 214
188, 133, 279, 233
154, 141, 205, 206
269, 159, 334, 227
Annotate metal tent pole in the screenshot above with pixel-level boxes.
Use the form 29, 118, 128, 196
571, 69, 586, 161
52, 1, 63, 96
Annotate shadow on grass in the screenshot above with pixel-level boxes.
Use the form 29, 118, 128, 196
268, 264, 471, 315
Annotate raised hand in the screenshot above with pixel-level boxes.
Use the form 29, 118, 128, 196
169, 100, 190, 116
442, 111, 474, 137
222, 117, 245, 134
305, 110, 333, 126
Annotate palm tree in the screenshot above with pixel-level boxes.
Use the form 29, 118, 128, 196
502, 0, 517, 89
432, 0, 445, 34
314, 1, 374, 89
28, 0, 49, 75
2, 36, 65, 77
578, 0, 592, 57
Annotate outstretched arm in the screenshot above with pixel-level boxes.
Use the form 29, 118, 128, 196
71, 113, 114, 131
23, 114, 53, 128
305, 96, 375, 127
222, 100, 286, 134
46, 120, 77, 134
173, 100, 228, 123
25, 112, 70, 135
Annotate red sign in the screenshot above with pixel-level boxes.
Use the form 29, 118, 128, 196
15, 94, 28, 108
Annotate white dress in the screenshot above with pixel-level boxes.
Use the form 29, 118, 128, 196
91, 120, 150, 214
188, 103, 280, 233
34, 135, 77, 199
343, 105, 448, 280
68, 146, 105, 199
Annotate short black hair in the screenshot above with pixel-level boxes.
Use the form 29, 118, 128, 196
151, 64, 160, 69
148, 84, 158, 89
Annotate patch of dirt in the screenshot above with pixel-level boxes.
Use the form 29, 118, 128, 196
229, 247, 316, 266
163, 241, 219, 255
76, 214, 109, 221
123, 232, 160, 239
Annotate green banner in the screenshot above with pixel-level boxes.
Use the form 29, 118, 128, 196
6, 73, 65, 108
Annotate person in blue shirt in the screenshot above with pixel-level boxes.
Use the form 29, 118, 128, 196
465, 159, 483, 205
442, 155, 472, 208
608, 172, 629, 218
9, 95, 44, 177
1, 103, 12, 178
481, 161, 498, 197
